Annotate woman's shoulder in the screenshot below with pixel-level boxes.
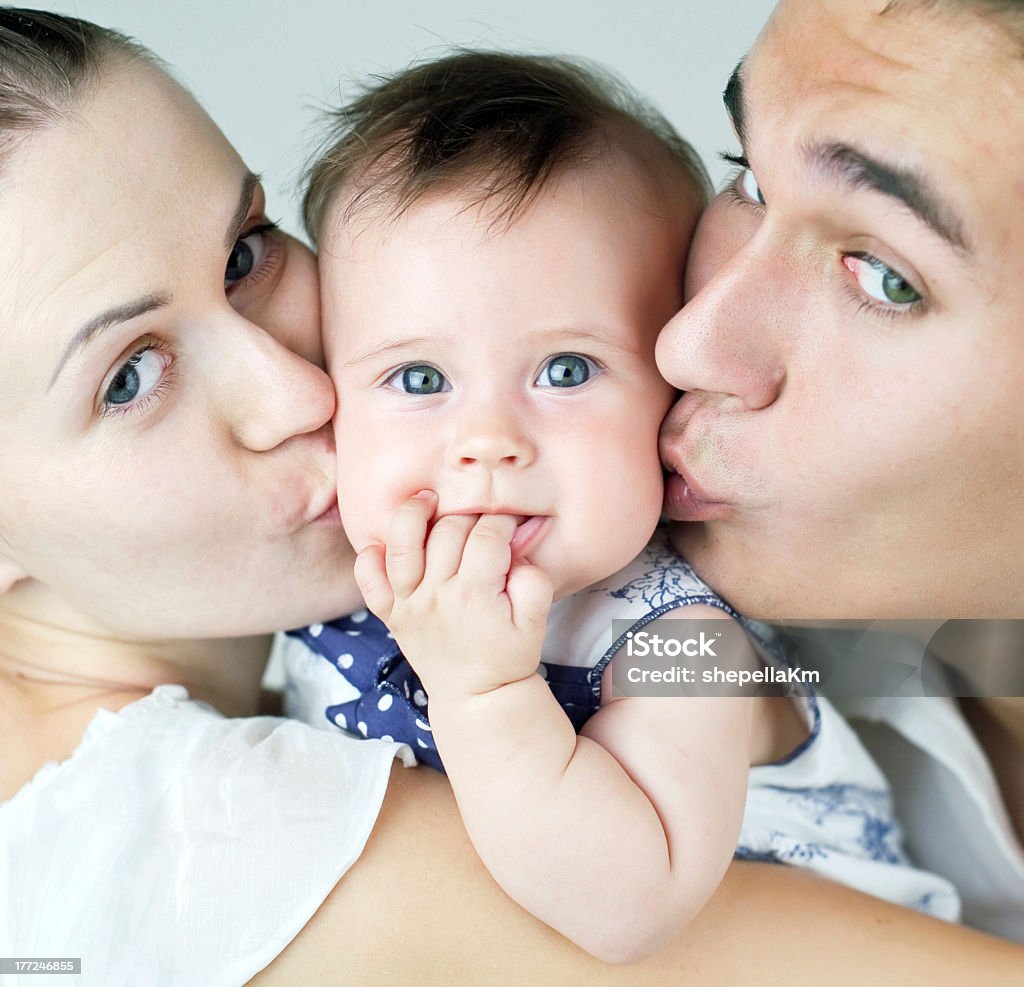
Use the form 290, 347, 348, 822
0, 671, 152, 802
1, 683, 410, 983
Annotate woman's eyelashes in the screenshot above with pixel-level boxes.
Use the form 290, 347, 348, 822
225, 221, 282, 291
100, 340, 175, 419
382, 354, 602, 395
98, 221, 284, 420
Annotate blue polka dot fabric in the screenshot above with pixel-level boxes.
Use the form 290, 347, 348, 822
287, 611, 597, 773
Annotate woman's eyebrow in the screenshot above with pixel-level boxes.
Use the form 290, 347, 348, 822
47, 171, 262, 391
48, 292, 170, 390
225, 171, 262, 250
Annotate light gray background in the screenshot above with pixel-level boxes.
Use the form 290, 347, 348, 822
46, 0, 776, 238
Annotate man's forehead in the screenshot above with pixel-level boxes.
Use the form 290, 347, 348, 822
724, 0, 1024, 276
753, 0, 1022, 103
743, 1, 1024, 192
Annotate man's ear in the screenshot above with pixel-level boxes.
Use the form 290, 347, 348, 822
0, 556, 28, 595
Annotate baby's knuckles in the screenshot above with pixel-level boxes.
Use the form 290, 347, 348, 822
394, 588, 536, 698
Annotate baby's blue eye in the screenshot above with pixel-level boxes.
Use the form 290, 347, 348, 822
535, 354, 596, 388
387, 364, 449, 395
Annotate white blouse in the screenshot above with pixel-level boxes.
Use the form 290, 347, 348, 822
837, 693, 1024, 943
1, 685, 412, 986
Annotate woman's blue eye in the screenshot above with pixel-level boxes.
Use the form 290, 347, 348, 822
536, 354, 595, 388
225, 225, 275, 287
104, 346, 163, 406
388, 364, 449, 395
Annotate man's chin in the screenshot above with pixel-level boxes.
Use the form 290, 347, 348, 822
668, 520, 777, 619
668, 519, 730, 590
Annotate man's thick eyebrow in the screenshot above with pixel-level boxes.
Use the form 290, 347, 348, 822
806, 142, 971, 253
48, 292, 171, 389
723, 61, 746, 144
225, 171, 261, 250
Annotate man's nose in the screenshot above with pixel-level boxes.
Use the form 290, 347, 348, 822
656, 240, 786, 412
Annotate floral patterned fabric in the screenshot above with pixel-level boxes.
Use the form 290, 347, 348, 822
284, 528, 960, 920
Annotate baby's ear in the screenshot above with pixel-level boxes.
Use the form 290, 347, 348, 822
0, 555, 28, 594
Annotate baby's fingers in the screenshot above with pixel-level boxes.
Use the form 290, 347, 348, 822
423, 514, 478, 582
459, 514, 517, 592
354, 544, 394, 621
506, 559, 554, 632
385, 490, 437, 597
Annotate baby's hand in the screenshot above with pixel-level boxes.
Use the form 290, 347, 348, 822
354, 491, 554, 701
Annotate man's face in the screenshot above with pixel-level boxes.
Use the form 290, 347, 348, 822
657, 0, 1024, 619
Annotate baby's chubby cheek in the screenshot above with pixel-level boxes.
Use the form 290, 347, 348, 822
334, 437, 423, 555
323, 363, 382, 553
335, 483, 381, 555
333, 433, 381, 552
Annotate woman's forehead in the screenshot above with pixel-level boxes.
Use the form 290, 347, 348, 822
0, 63, 245, 377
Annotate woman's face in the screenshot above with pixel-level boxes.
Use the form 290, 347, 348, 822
0, 60, 357, 640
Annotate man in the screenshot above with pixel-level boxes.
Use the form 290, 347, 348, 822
657, 0, 1024, 941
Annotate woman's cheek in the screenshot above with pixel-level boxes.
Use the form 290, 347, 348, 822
249, 235, 323, 367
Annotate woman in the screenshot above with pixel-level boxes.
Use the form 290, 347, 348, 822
1, 9, 1021, 984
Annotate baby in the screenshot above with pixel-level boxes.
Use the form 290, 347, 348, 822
284, 51, 959, 963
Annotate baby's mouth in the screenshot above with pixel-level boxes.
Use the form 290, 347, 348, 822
510, 515, 549, 558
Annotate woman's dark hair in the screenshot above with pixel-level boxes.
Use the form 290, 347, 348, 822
0, 7, 152, 169
302, 50, 711, 242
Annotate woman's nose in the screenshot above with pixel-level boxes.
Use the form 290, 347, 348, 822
215, 317, 336, 451
656, 240, 786, 412
447, 406, 536, 471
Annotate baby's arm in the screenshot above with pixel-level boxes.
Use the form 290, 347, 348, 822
355, 493, 758, 964
435, 659, 754, 965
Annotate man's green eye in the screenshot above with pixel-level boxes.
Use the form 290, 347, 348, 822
845, 253, 923, 310
881, 268, 920, 305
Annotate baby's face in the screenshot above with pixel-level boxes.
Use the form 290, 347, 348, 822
321, 160, 698, 599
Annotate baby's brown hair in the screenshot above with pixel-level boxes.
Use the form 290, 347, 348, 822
302, 49, 710, 242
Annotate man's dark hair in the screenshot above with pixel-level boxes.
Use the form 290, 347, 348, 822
302, 50, 710, 243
